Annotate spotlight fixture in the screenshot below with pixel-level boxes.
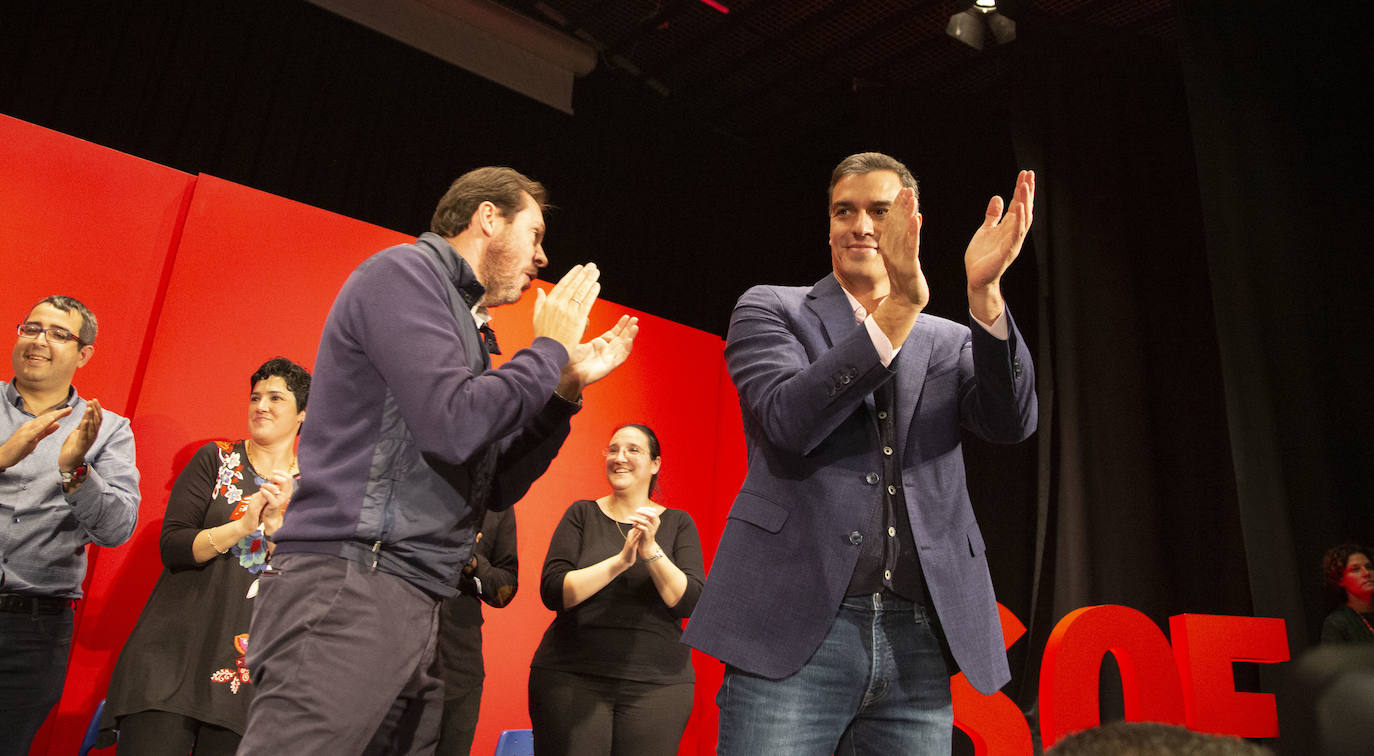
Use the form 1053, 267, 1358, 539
946, 0, 1016, 51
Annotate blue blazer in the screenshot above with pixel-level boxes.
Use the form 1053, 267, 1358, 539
681, 274, 1037, 695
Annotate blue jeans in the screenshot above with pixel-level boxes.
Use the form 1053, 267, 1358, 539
716, 594, 953, 756
0, 604, 74, 756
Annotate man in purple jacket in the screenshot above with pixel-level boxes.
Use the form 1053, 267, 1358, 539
682, 153, 1037, 754
240, 167, 637, 752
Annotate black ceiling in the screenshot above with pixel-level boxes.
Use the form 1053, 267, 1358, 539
498, 0, 1177, 141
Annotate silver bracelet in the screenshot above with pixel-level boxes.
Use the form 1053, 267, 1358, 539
644, 550, 665, 563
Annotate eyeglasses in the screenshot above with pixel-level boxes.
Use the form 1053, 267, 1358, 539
16, 323, 85, 346
602, 445, 648, 458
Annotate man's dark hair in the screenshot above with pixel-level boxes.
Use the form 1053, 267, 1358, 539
1048, 721, 1274, 755
616, 423, 663, 496
430, 166, 548, 237
250, 356, 312, 413
33, 295, 98, 345
1323, 543, 1371, 589
828, 152, 919, 208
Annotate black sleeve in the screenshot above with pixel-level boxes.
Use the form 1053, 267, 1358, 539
461, 507, 519, 608
666, 509, 706, 618
158, 443, 222, 570
539, 501, 589, 611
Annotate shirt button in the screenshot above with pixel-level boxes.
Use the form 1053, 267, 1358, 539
888, 526, 896, 537
849, 531, 863, 545
888, 485, 897, 495
865, 472, 879, 485
883, 446, 893, 456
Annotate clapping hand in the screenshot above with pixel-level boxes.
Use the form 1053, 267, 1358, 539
533, 263, 600, 352
628, 506, 662, 560
878, 186, 929, 311
558, 315, 639, 400
0, 407, 72, 470
617, 521, 643, 567
258, 470, 293, 536
965, 170, 1035, 324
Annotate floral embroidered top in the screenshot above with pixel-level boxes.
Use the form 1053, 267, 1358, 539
100, 440, 292, 739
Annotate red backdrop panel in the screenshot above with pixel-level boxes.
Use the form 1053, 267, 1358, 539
0, 114, 195, 755
0, 114, 194, 414
3, 129, 740, 755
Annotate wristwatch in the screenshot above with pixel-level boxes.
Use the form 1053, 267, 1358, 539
60, 463, 88, 485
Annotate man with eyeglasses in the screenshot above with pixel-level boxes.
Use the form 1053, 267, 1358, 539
240, 167, 638, 752
0, 295, 140, 755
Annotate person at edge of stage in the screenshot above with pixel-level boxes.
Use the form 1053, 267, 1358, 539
0, 295, 140, 756
1320, 543, 1374, 644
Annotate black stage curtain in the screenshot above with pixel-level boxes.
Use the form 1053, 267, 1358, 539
1173, 0, 1374, 652
999, 13, 1248, 731
4, 1, 1370, 749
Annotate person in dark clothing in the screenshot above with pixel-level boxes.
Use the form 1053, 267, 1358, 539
239, 167, 638, 753
1320, 543, 1374, 644
437, 508, 518, 755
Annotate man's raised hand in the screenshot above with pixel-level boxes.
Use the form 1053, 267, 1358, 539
965, 170, 1035, 324
557, 315, 639, 402
533, 263, 601, 352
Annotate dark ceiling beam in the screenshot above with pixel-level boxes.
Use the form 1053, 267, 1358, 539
736, 1, 1177, 140
700, 0, 947, 121
601, 0, 694, 58
723, 11, 994, 137
558, 0, 623, 33
1058, 0, 1135, 23
639, 0, 792, 79
670, 0, 860, 100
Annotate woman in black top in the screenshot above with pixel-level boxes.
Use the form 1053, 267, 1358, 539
1320, 543, 1374, 644
529, 424, 705, 756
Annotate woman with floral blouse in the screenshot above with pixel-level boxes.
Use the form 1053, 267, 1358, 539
98, 357, 308, 754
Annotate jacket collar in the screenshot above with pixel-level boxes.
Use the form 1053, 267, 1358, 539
415, 232, 486, 310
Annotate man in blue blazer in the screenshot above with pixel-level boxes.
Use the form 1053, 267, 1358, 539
681, 152, 1037, 754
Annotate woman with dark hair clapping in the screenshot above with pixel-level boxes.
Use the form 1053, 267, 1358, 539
100, 357, 309, 754
528, 424, 705, 756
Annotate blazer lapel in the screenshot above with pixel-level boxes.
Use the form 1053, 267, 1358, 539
892, 316, 935, 461
805, 274, 860, 349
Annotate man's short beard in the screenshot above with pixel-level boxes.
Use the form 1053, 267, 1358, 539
478, 235, 522, 306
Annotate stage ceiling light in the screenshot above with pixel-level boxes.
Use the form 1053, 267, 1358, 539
947, 0, 1017, 52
